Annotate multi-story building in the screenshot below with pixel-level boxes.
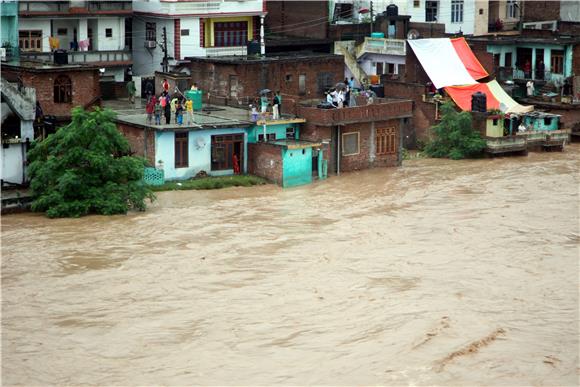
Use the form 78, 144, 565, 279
1, 0, 19, 59
17, 0, 132, 84
132, 0, 267, 77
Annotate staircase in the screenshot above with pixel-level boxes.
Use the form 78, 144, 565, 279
537, 82, 557, 97
0, 77, 36, 121
334, 41, 368, 86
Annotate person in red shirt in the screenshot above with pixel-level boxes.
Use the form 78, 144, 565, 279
232, 153, 240, 174
162, 79, 169, 94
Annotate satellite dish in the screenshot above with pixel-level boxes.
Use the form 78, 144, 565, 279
195, 137, 206, 149
407, 29, 420, 40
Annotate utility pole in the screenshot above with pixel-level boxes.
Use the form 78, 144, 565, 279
162, 26, 168, 73
370, 1, 374, 33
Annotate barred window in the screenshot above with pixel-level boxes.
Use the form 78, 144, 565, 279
54, 75, 72, 103
342, 132, 360, 156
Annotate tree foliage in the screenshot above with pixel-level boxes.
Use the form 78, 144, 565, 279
424, 102, 487, 160
27, 107, 154, 218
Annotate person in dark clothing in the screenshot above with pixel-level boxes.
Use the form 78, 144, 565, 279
164, 94, 171, 124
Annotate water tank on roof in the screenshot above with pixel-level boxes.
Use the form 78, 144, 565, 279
386, 4, 398, 16
53, 49, 68, 65
247, 40, 260, 56
471, 92, 487, 113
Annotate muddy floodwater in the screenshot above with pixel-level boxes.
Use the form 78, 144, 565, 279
2, 146, 579, 386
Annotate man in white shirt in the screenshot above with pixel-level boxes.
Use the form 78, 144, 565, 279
526, 80, 535, 97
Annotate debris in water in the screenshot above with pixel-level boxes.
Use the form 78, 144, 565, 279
434, 328, 506, 372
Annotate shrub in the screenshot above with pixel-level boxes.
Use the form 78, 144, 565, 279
424, 102, 487, 160
27, 107, 154, 218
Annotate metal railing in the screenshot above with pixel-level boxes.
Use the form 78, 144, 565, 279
498, 66, 563, 83
205, 46, 247, 57
20, 49, 131, 64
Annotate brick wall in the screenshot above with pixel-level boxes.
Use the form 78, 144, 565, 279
573, 44, 580, 76
3, 67, 101, 118
408, 22, 446, 38
116, 123, 156, 165
469, 40, 495, 77
189, 56, 344, 113
383, 81, 437, 144
247, 142, 283, 184
523, 0, 560, 22
265, 1, 328, 39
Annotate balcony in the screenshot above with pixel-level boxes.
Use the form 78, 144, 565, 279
134, 0, 263, 16
298, 98, 413, 126
19, 1, 131, 16
497, 66, 563, 84
205, 46, 247, 57
356, 37, 406, 58
19, 50, 132, 66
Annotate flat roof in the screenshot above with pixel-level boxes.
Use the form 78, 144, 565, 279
104, 100, 304, 131
186, 52, 343, 65
1, 60, 98, 72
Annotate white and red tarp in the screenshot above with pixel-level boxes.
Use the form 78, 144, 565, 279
408, 37, 532, 113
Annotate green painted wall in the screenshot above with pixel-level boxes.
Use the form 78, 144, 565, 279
282, 147, 312, 188
523, 115, 559, 131
1, 1, 18, 53
487, 43, 573, 78
247, 123, 300, 143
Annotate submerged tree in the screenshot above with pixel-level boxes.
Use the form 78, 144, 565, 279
28, 107, 154, 218
424, 102, 487, 160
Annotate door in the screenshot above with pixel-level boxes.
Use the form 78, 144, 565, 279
505, 52, 512, 67
229, 75, 238, 100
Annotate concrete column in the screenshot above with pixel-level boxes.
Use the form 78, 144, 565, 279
78, 18, 88, 49
260, 15, 265, 56
119, 17, 125, 50
531, 48, 537, 79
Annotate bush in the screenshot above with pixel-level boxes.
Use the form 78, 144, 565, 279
27, 107, 154, 218
424, 102, 487, 160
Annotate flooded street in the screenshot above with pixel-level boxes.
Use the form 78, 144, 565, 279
2, 146, 578, 386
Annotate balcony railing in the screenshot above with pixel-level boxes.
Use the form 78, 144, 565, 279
135, 0, 262, 15
205, 46, 247, 57
298, 99, 413, 126
20, 1, 131, 14
356, 37, 406, 58
497, 66, 563, 83
20, 50, 132, 65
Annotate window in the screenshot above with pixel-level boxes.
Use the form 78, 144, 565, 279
544, 117, 552, 126
426, 1, 438, 22
285, 74, 292, 82
479, 8, 484, 15
387, 63, 396, 74
181, 29, 190, 36
376, 127, 396, 155
451, 0, 464, 23
342, 132, 360, 156
258, 133, 276, 142
174, 132, 189, 168
376, 62, 384, 75
414, 0, 420, 7
299, 74, 306, 95
146, 22, 156, 41
286, 127, 295, 139
506, 0, 518, 19
18, 30, 42, 52
105, 28, 113, 38
53, 75, 72, 103
211, 134, 244, 170
57, 28, 68, 36
214, 21, 248, 47
551, 50, 564, 74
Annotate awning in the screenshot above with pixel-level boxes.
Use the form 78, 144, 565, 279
445, 80, 534, 114
408, 38, 482, 89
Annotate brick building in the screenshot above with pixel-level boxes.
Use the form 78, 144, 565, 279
188, 53, 345, 114
297, 98, 413, 174
1, 60, 101, 121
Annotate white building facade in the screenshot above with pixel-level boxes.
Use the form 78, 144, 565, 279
405, 0, 490, 36
17, 1, 132, 82
132, 0, 266, 77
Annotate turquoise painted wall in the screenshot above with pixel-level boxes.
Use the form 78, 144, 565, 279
156, 128, 247, 181
487, 43, 573, 78
247, 123, 300, 143
523, 116, 559, 131
1, 1, 18, 53
282, 147, 312, 188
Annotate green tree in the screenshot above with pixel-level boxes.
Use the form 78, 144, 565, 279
424, 102, 487, 160
27, 107, 154, 218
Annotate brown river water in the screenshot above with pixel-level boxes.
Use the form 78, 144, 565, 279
2, 145, 579, 386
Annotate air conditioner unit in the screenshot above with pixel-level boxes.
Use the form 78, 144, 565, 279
0, 48, 6, 61
145, 41, 157, 49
